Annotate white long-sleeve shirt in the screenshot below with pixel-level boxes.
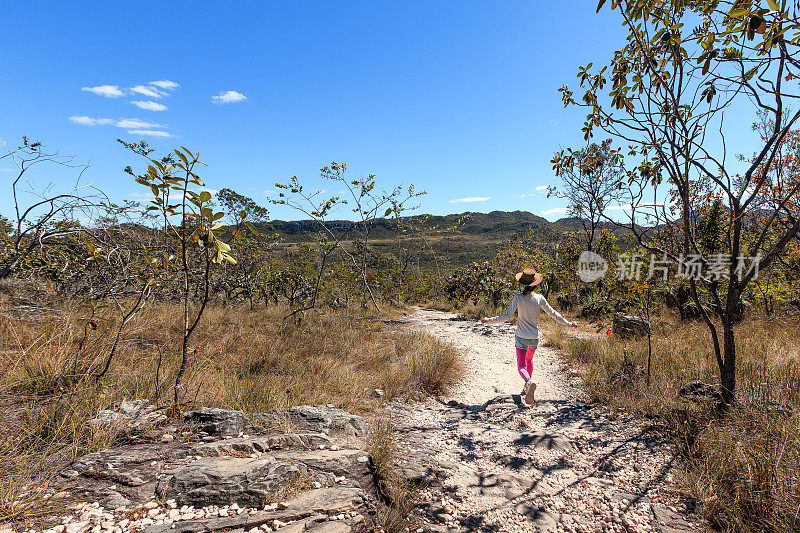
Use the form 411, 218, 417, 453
485, 292, 571, 339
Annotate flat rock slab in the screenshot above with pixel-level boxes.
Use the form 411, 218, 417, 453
157, 456, 306, 507
248, 487, 370, 523
253, 406, 367, 439
651, 503, 698, 533
184, 407, 246, 437
194, 433, 332, 456
268, 447, 371, 478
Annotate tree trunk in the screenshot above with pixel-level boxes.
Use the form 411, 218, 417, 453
721, 323, 737, 404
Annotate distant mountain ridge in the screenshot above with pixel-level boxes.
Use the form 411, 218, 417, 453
263, 210, 621, 241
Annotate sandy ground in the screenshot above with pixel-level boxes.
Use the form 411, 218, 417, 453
390, 308, 701, 533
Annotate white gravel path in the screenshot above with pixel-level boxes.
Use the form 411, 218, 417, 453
391, 308, 701, 533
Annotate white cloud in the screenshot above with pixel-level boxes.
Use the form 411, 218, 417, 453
536, 185, 549, 191
127, 129, 174, 138
515, 193, 536, 198
131, 100, 168, 111
128, 192, 154, 200
0, 168, 14, 172
82, 85, 124, 98
449, 196, 490, 204
69, 115, 115, 126
212, 90, 247, 104
541, 207, 570, 216
131, 85, 165, 99
116, 118, 165, 129
548, 118, 559, 126
150, 80, 179, 90
68, 116, 169, 131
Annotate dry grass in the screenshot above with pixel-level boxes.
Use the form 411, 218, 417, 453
541, 324, 566, 350
368, 418, 417, 533
0, 296, 463, 524
562, 310, 800, 532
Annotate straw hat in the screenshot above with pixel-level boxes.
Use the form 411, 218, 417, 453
515, 267, 543, 287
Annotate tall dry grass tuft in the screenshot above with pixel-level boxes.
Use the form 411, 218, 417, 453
368, 418, 416, 533
0, 297, 463, 524
562, 310, 800, 532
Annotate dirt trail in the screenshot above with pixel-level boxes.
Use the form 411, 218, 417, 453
390, 308, 700, 533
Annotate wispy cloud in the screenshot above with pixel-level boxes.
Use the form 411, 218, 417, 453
82, 81, 179, 101
128, 192, 154, 200
150, 80, 179, 90
449, 196, 490, 204
541, 207, 569, 216
69, 115, 115, 126
116, 118, 164, 129
127, 129, 174, 138
82, 85, 124, 98
0, 168, 15, 173
515, 186, 549, 199
548, 118, 559, 126
131, 100, 167, 111
212, 90, 247, 104
130, 85, 165, 99
68, 116, 168, 131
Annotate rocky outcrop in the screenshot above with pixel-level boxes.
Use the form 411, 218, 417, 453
612, 313, 651, 338
156, 456, 307, 508
678, 380, 723, 406
86, 400, 168, 435
49, 403, 381, 533
183, 407, 247, 437
253, 405, 368, 439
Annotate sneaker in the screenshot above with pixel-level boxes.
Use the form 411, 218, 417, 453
525, 382, 537, 405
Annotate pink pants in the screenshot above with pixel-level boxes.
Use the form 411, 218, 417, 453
516, 347, 536, 381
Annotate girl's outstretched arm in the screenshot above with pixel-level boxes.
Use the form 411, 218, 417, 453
540, 295, 578, 327
480, 295, 519, 324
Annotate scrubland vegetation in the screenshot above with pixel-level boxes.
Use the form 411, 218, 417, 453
4, 2, 800, 531
561, 312, 800, 532
0, 290, 461, 524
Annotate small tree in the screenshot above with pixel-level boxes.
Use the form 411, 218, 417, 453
0, 137, 108, 279
550, 139, 626, 252
121, 140, 235, 409
273, 162, 421, 313
557, 0, 800, 404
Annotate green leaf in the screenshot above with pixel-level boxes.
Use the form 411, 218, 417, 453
176, 150, 189, 166
767, 0, 780, 11
384, 208, 392, 217
199, 191, 212, 203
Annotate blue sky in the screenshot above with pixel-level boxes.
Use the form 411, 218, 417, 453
0, 1, 758, 222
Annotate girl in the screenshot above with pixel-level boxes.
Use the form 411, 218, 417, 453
480, 267, 577, 404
